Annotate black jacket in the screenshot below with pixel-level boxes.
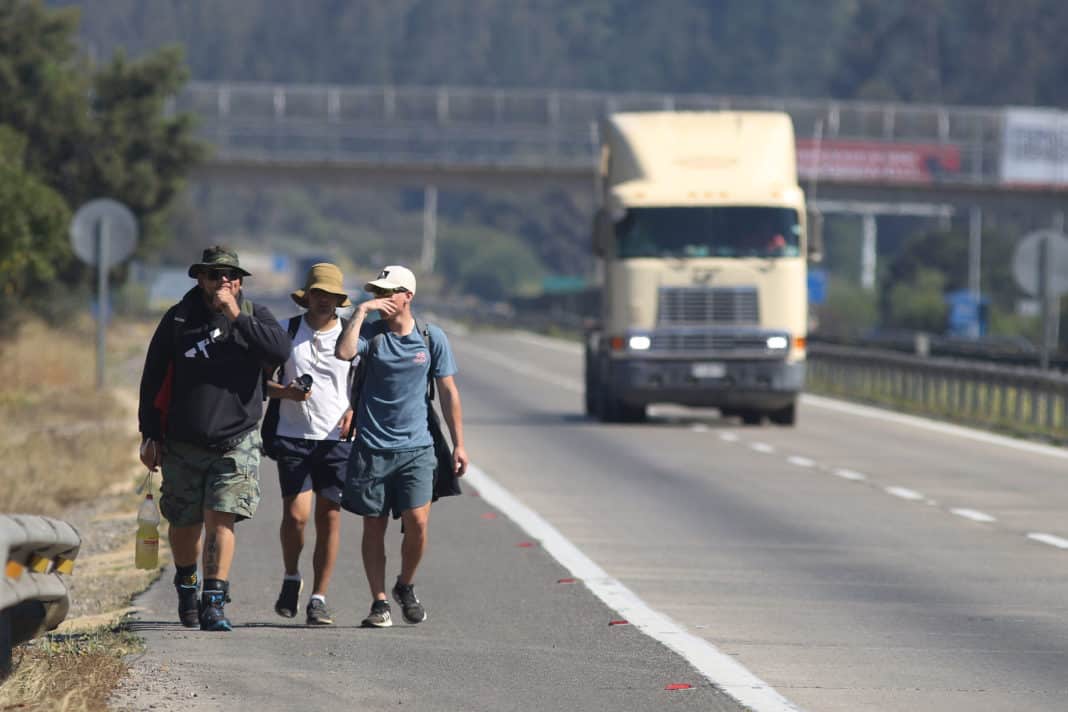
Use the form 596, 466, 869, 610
138, 287, 290, 447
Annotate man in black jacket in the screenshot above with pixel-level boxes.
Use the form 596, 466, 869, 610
138, 246, 290, 631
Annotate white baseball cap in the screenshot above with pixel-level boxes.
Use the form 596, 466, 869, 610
364, 265, 417, 295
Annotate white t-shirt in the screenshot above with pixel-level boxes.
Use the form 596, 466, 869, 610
276, 317, 352, 441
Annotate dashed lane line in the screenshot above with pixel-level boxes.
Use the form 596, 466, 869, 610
1027, 533, 1068, 549
951, 508, 997, 523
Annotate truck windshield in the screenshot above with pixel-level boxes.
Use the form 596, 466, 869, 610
615, 207, 801, 259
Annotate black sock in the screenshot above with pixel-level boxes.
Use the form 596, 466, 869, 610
175, 564, 197, 586
203, 578, 228, 593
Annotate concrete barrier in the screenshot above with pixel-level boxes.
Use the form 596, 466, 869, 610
0, 515, 81, 678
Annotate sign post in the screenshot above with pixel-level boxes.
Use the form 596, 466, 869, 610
69, 199, 139, 389
1012, 229, 1068, 369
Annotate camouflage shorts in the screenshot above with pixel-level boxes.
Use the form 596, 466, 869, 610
159, 430, 262, 527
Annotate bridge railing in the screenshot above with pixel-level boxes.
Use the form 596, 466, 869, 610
807, 342, 1068, 441
1, 515, 81, 678
177, 82, 1009, 187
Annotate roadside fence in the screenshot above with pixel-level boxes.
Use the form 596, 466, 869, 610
807, 342, 1068, 441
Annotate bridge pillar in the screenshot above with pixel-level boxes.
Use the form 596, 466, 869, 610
861, 213, 877, 291
420, 185, 438, 274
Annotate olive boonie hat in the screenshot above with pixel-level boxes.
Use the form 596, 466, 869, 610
187, 245, 252, 279
291, 263, 351, 308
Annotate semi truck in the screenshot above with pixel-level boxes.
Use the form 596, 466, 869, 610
584, 111, 818, 425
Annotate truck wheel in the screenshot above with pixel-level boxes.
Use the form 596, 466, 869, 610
740, 410, 763, 426
768, 402, 797, 426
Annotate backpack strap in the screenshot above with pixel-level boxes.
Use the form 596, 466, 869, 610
414, 317, 436, 403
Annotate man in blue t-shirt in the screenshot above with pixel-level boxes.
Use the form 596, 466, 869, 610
335, 265, 468, 628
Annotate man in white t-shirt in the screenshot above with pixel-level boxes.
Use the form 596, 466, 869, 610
265, 263, 355, 625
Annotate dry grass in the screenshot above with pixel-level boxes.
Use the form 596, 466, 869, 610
0, 316, 157, 709
0, 628, 141, 712
0, 317, 145, 515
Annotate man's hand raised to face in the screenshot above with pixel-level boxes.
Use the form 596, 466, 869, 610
213, 280, 241, 320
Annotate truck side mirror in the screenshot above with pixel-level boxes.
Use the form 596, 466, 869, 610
592, 208, 613, 257
808, 208, 824, 264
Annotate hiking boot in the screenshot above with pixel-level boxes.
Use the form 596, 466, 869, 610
199, 589, 233, 632
391, 580, 427, 624
173, 572, 200, 628
360, 600, 392, 628
274, 578, 303, 618
306, 597, 333, 626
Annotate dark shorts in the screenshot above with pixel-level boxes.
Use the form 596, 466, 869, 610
160, 430, 262, 527
342, 445, 435, 519
274, 436, 352, 504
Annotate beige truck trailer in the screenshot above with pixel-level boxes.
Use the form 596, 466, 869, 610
585, 111, 815, 425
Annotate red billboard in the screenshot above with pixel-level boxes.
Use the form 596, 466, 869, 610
796, 139, 961, 184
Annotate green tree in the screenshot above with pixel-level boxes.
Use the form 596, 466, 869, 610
0, 126, 72, 321
887, 268, 948, 332
0, 0, 202, 323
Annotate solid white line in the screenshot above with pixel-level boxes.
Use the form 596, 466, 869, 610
885, 486, 925, 501
802, 394, 1068, 461
465, 465, 802, 712
464, 346, 583, 393
950, 508, 997, 523
511, 331, 583, 354
832, 468, 867, 482
787, 456, 816, 468
1027, 532, 1068, 549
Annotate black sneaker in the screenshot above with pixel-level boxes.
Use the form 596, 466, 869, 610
391, 580, 427, 624
174, 573, 200, 628
274, 578, 303, 618
199, 590, 232, 632
360, 600, 392, 628
306, 597, 333, 626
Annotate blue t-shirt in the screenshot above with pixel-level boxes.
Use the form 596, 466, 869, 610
355, 319, 457, 451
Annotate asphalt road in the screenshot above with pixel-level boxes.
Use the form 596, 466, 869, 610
115, 323, 1068, 711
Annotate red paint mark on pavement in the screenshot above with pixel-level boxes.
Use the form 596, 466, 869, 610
608, 619, 629, 626
480, 512, 497, 519
516, 541, 536, 548
664, 683, 693, 691
557, 577, 577, 584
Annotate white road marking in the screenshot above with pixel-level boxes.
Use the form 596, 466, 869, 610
690, 424, 710, 433
803, 393, 1068, 461
950, 508, 997, 523
719, 432, 740, 442
833, 468, 867, 481
787, 456, 815, 468
1027, 533, 1068, 549
464, 346, 583, 393
750, 442, 775, 454
465, 465, 802, 712
886, 486, 925, 501
511, 331, 584, 354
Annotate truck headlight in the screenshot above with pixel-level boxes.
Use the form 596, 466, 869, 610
766, 335, 789, 350
628, 335, 652, 350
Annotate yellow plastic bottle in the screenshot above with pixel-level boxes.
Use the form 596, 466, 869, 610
135, 493, 160, 570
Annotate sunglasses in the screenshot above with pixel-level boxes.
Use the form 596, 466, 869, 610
204, 268, 241, 281
370, 286, 408, 297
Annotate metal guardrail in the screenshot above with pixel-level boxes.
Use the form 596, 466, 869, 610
0, 515, 81, 677
175, 82, 1010, 189
807, 342, 1068, 439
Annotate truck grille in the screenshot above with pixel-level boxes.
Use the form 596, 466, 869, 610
657, 287, 759, 325
650, 332, 773, 352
